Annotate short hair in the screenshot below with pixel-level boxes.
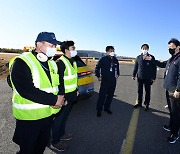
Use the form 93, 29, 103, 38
60, 41, 75, 53
106, 46, 114, 52
168, 38, 179, 47
141, 44, 149, 49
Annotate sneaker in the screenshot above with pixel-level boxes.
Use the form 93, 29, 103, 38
164, 105, 168, 108
163, 125, 171, 132
167, 134, 179, 144
60, 134, 73, 141
50, 141, 68, 152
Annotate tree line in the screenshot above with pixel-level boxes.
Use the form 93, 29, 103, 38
0, 48, 24, 53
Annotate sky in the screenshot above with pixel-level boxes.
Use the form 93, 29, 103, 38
0, 0, 180, 60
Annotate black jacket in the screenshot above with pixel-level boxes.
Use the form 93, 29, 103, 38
95, 55, 120, 81
133, 53, 157, 80
163, 52, 180, 92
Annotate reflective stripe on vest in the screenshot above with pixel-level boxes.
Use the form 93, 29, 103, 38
23, 53, 40, 88
13, 102, 49, 110
58, 56, 78, 93
9, 52, 60, 120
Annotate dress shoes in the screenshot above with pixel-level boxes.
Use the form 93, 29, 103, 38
104, 109, 112, 114
133, 104, 142, 108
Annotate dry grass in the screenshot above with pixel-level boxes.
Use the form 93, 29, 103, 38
0, 53, 19, 80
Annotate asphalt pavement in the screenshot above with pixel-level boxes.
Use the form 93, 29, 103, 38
0, 63, 180, 154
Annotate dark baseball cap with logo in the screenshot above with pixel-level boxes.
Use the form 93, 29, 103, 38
35, 32, 62, 45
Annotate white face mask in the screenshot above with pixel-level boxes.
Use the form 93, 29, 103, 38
46, 47, 56, 57
109, 52, 115, 57
142, 50, 148, 55
70, 50, 77, 57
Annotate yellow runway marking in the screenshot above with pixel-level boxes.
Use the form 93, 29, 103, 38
120, 101, 140, 154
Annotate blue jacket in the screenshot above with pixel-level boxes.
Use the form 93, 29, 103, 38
163, 52, 180, 92
95, 56, 120, 81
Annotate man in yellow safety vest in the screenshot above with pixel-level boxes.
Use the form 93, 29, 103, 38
9, 32, 64, 154
50, 41, 78, 152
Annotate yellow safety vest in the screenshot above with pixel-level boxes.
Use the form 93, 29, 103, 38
9, 52, 60, 120
57, 55, 78, 93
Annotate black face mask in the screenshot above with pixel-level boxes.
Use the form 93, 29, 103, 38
169, 48, 176, 55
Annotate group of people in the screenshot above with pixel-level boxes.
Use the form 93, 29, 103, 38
9, 31, 180, 154
95, 39, 180, 144
94, 43, 157, 116
9, 32, 78, 153
133, 39, 180, 144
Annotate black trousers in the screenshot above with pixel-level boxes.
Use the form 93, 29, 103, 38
96, 79, 116, 111
166, 91, 172, 113
51, 100, 74, 144
165, 91, 172, 128
137, 78, 152, 106
13, 116, 53, 154
170, 98, 180, 136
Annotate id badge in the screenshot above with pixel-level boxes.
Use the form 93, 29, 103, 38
110, 67, 112, 72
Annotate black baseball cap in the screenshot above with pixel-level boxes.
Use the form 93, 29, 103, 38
35, 32, 62, 45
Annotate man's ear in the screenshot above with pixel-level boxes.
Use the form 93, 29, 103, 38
36, 42, 42, 48
65, 49, 69, 53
